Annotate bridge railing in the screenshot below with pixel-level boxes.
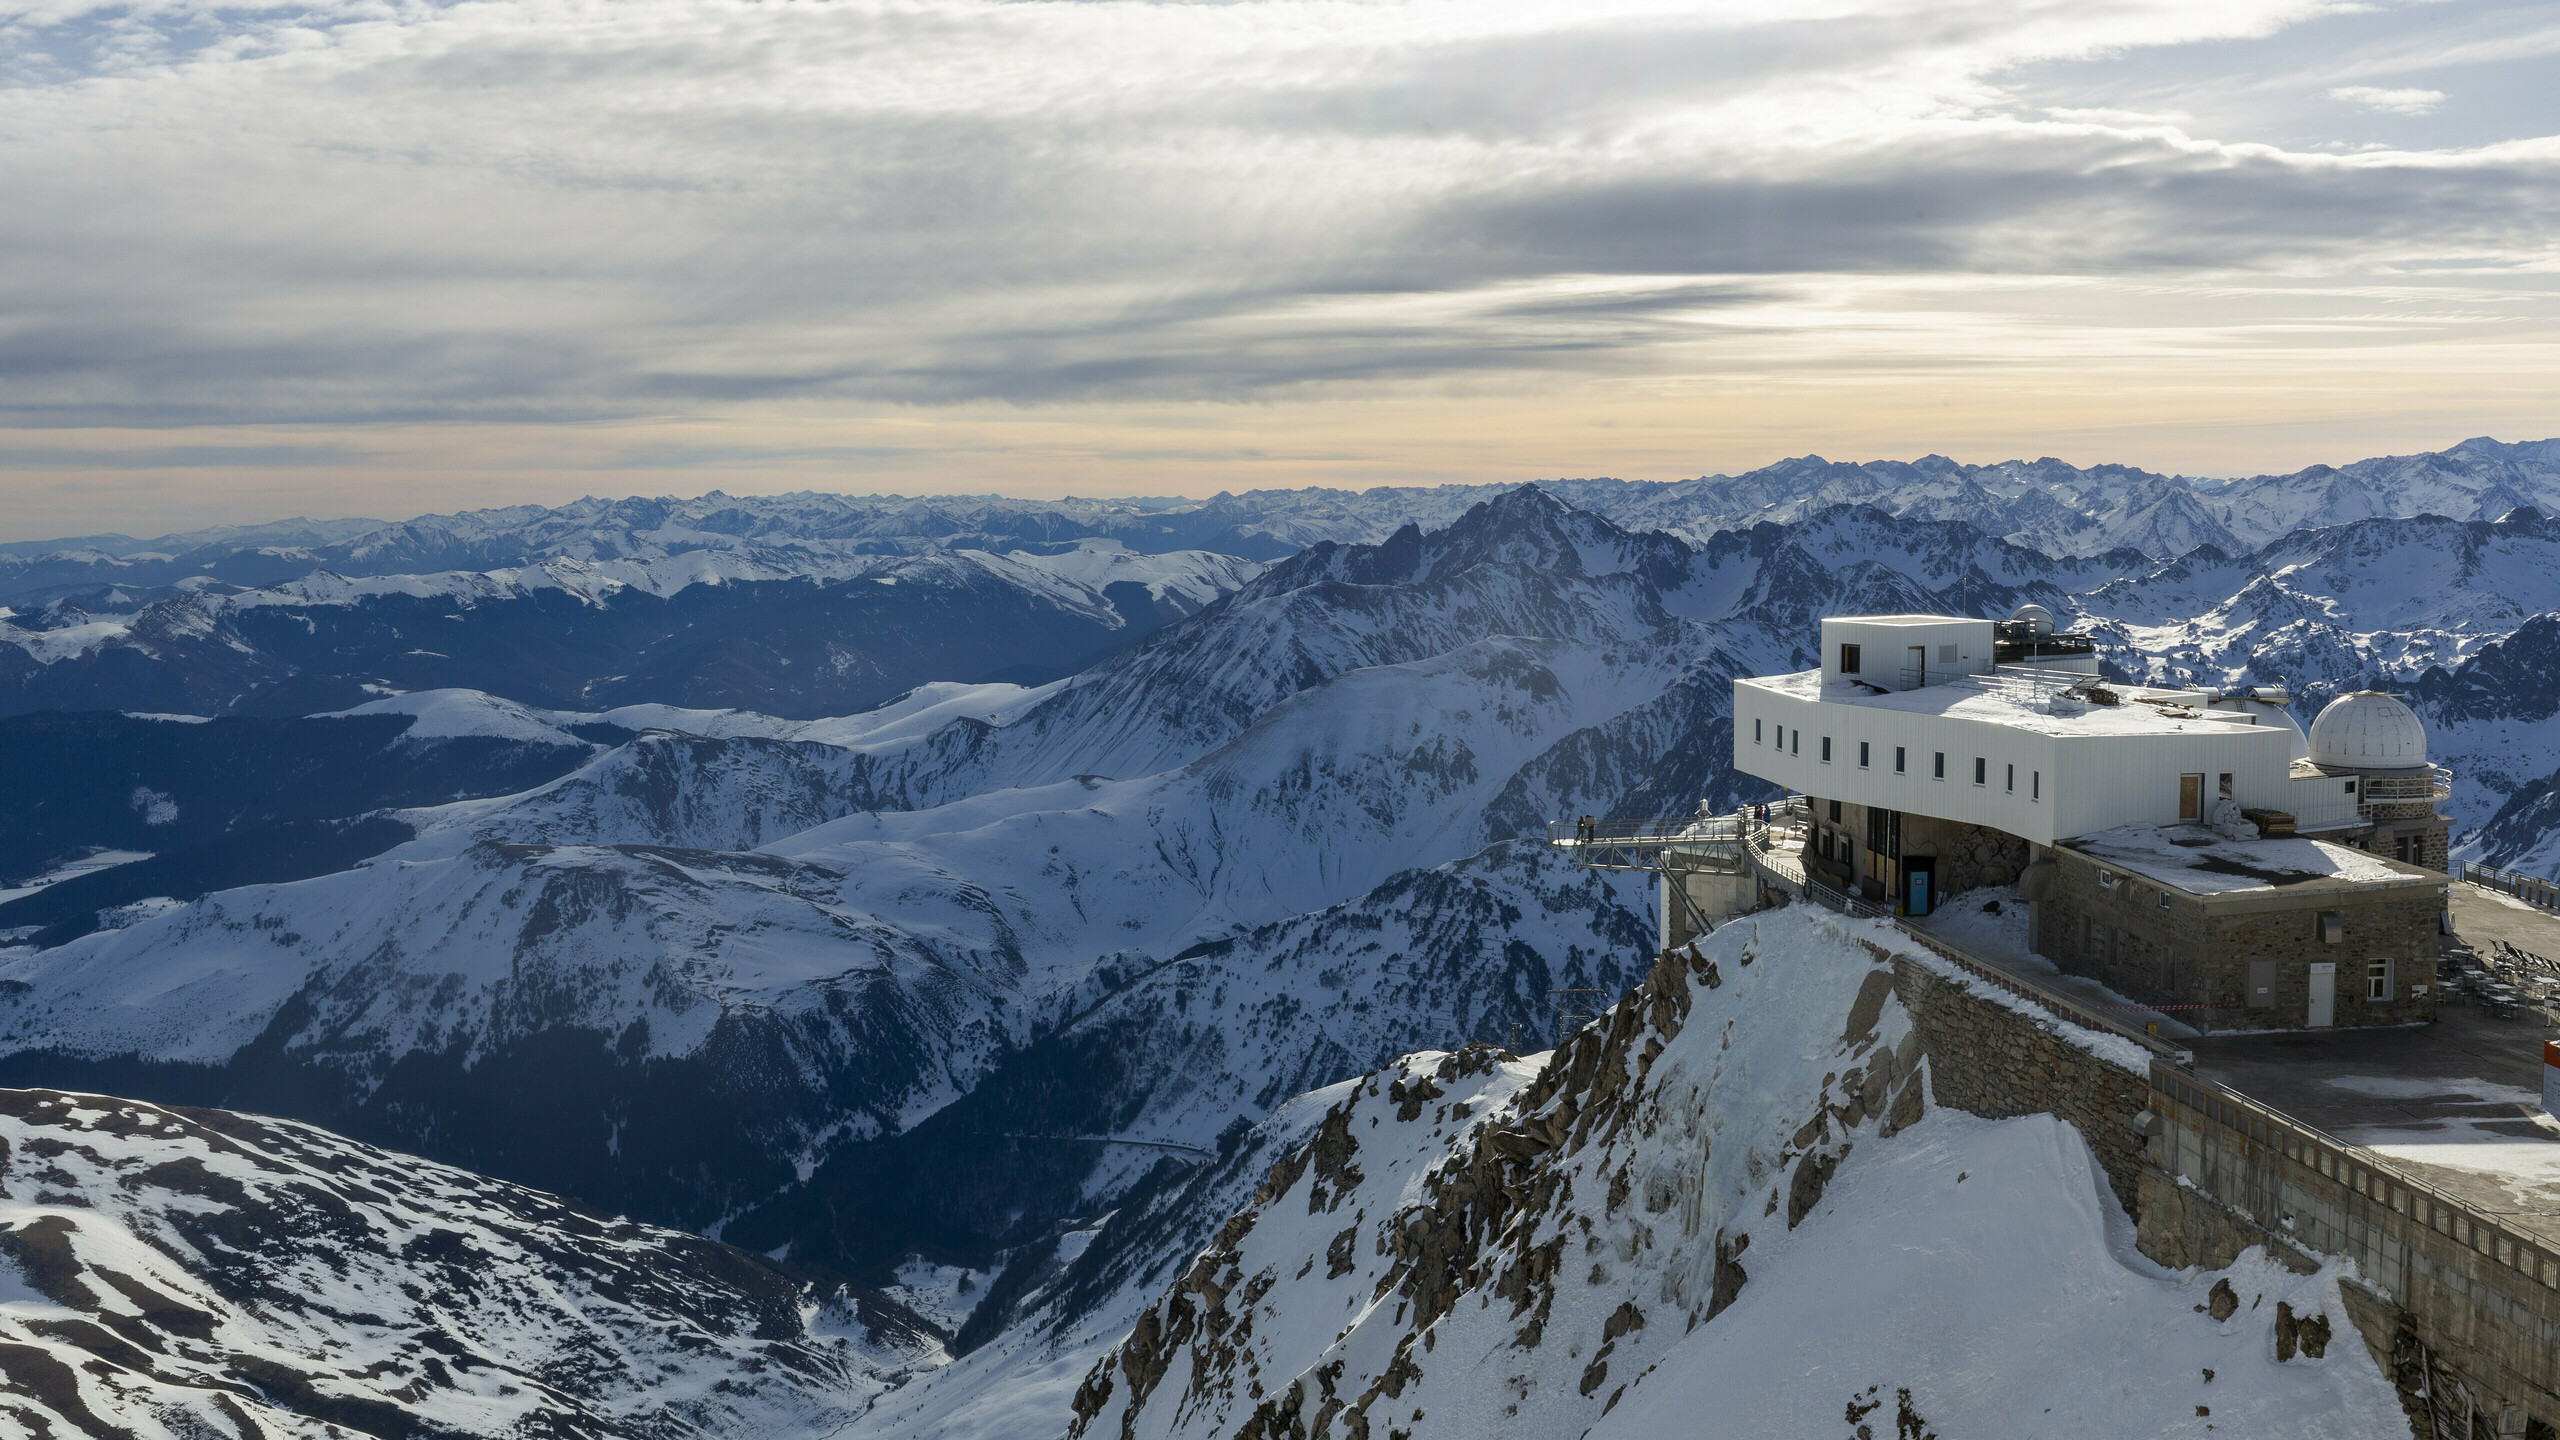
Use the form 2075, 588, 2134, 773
1548, 816, 1744, 847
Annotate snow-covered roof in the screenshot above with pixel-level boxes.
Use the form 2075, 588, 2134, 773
1740, 668, 2274, 740
2063, 823, 2427, 897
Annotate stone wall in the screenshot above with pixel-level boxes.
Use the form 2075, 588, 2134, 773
1857, 937, 2152, 1212
2144, 1074, 2560, 1437
2034, 842, 2439, 1030
1815, 801, 2030, 911
1898, 814, 2031, 897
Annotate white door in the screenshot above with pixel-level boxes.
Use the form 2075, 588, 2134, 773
2308, 962, 2336, 1028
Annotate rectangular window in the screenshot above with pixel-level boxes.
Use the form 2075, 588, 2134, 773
1821, 736, 1832, 763
2099, 870, 2115, 889
1895, 746, 1907, 774
1973, 757, 1987, 786
1937, 643, 1957, 664
2367, 959, 2390, 1002
2179, 773, 2204, 821
1754, 717, 1762, 745
2345, 779, 2357, 794
1933, 752, 1945, 780
1859, 741, 1871, 768
2032, 770, 2040, 801
1791, 730, 1799, 756
2159, 891, 2171, 910
2006, 763, 2015, 792
1840, 643, 1861, 674
1829, 799, 1842, 823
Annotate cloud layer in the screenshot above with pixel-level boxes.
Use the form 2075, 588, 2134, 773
0, 0, 2554, 531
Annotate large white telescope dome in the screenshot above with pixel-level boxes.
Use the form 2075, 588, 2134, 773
2307, 691, 2428, 771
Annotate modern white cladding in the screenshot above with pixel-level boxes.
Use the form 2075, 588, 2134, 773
1820, 615, 1994, 691
1735, 667, 2298, 846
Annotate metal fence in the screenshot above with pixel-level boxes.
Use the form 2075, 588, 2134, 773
2152, 1061, 2560, 1293
2454, 859, 2560, 911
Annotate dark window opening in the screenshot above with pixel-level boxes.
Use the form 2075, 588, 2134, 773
1840, 643, 1861, 674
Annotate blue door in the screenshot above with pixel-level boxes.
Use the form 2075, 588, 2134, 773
1906, 867, 1931, 917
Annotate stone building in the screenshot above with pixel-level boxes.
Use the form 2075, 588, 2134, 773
2024, 825, 2442, 1030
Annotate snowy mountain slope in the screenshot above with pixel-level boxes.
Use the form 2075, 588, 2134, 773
844, 1082, 1344, 1440
0, 628, 1694, 1244
0, 708, 596, 889
2082, 509, 2560, 693
0, 825, 1045, 1228
924, 489, 1698, 800
0, 496, 1715, 1263
1071, 906, 2409, 1440
29, 482, 2560, 1269
0, 542, 1259, 720
722, 842, 1652, 1284
2206, 437, 2560, 551
0, 1086, 917, 1438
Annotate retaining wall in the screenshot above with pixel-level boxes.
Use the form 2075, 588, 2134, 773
2143, 1069, 2560, 1436
1865, 920, 2560, 1435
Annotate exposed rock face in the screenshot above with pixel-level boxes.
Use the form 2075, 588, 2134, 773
1063, 906, 2412, 1440
0, 1086, 927, 1437
1068, 908, 1924, 1440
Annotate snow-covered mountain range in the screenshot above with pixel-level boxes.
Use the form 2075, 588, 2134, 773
4, 450, 2560, 1436
6, 435, 2554, 619
12, 484, 2560, 1269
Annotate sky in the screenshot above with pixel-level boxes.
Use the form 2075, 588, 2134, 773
0, 0, 2554, 540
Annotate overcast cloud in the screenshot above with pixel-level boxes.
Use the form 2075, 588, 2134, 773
0, 0, 2554, 534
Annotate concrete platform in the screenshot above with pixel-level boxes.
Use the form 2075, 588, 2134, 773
2185, 882, 2560, 1246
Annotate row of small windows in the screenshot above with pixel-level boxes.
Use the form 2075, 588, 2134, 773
1750, 717, 2038, 799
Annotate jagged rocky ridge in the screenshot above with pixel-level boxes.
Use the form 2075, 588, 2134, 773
0, 1086, 938, 1438
1067, 907, 2410, 1440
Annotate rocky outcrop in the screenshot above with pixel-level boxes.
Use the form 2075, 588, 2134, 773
0, 1086, 925, 1437
1068, 908, 1927, 1440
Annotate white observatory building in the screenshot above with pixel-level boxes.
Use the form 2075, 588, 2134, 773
1727, 607, 2453, 1030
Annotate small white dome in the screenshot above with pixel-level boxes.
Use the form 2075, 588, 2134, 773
2308, 691, 2428, 770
